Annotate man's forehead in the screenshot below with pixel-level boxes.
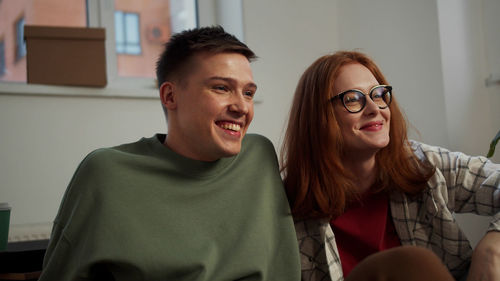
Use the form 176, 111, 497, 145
205, 76, 257, 89
189, 53, 254, 81
191, 51, 250, 66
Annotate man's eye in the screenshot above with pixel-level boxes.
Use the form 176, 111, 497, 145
213, 85, 228, 91
244, 90, 255, 98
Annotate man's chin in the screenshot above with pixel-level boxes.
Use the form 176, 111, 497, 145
219, 145, 242, 158
213, 135, 244, 158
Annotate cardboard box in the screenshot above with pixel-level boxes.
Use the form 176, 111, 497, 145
25, 25, 107, 87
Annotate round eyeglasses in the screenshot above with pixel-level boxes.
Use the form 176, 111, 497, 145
329, 85, 392, 113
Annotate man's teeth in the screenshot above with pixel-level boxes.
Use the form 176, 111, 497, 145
220, 123, 241, 131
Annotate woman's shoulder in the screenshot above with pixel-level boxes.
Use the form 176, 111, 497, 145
408, 140, 454, 163
408, 140, 495, 170
409, 140, 448, 154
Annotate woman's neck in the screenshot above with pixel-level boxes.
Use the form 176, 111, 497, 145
343, 152, 378, 193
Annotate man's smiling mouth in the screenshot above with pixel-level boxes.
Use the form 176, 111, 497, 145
216, 121, 241, 132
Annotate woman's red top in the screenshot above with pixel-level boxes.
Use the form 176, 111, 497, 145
330, 191, 401, 277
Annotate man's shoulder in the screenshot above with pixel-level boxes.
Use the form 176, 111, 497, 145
240, 134, 278, 158
109, 135, 159, 154
242, 133, 274, 149
238, 134, 280, 168
79, 135, 156, 169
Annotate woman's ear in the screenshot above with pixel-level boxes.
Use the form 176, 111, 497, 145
159, 82, 177, 110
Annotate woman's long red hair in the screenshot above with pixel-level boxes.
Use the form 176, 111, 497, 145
280, 51, 434, 220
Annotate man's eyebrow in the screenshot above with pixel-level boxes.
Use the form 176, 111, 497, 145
206, 76, 257, 89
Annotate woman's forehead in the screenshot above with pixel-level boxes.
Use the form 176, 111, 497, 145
334, 63, 378, 92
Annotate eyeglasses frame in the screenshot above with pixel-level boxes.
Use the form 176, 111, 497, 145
329, 85, 393, 113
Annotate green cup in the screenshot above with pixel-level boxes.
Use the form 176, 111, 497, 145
0, 203, 11, 251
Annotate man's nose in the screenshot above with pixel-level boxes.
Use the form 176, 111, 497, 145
229, 94, 250, 114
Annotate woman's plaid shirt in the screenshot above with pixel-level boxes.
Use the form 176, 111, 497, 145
296, 141, 500, 281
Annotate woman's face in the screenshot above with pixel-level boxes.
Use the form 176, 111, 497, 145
332, 63, 391, 157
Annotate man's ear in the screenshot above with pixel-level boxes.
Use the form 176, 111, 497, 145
159, 82, 177, 110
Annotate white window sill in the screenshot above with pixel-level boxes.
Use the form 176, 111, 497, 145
0, 78, 159, 99
0, 80, 263, 103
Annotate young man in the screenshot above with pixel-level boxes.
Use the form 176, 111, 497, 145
39, 26, 301, 281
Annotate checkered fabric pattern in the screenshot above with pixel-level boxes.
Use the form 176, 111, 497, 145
296, 141, 500, 281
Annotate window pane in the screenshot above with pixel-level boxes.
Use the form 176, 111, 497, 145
114, 0, 197, 78
125, 45, 141, 55
16, 18, 27, 60
115, 11, 125, 45
124, 13, 140, 44
0, 0, 86, 83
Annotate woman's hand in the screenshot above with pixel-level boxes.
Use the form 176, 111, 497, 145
467, 231, 500, 281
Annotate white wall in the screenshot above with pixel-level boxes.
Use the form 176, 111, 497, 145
0, 95, 165, 227
437, 0, 500, 246
438, 0, 500, 161
337, 0, 449, 147
0, 0, 498, 246
243, 0, 339, 149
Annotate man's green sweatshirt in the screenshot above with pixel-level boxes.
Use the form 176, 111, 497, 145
39, 134, 300, 281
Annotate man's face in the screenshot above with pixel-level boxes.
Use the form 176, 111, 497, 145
161, 52, 256, 161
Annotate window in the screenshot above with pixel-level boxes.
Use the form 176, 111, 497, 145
0, 0, 250, 99
0, 0, 199, 95
100, 0, 198, 80
0, 0, 86, 83
0, 40, 6, 77
114, 11, 141, 55
15, 17, 26, 61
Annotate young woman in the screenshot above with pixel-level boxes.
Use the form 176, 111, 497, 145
281, 51, 500, 281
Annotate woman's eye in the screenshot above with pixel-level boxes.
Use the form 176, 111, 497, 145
344, 95, 361, 104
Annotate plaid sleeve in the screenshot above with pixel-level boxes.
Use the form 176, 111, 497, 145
295, 219, 343, 281
411, 141, 500, 231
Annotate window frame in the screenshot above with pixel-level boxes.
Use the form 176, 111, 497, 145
0, 39, 6, 77
86, 0, 158, 98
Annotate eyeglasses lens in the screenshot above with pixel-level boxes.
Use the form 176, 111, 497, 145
371, 86, 391, 109
342, 91, 365, 112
